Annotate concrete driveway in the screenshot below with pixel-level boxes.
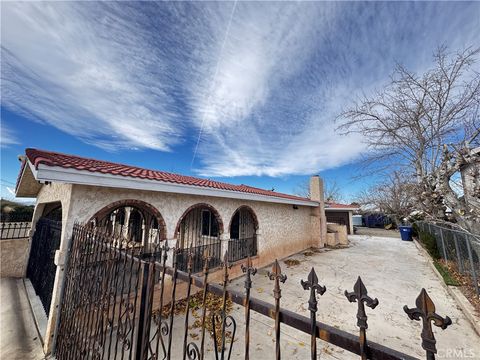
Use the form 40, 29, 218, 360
227, 234, 480, 359
0, 278, 45, 360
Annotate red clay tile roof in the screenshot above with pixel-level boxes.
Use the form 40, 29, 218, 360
325, 202, 359, 209
24, 148, 313, 203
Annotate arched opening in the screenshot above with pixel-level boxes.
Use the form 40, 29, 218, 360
90, 200, 166, 245
43, 202, 62, 221
175, 203, 223, 272
228, 206, 258, 262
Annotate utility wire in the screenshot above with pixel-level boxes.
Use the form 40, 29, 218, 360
1, 179, 15, 185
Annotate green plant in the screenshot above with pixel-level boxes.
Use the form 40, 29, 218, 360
433, 260, 460, 286
411, 223, 419, 238
418, 230, 441, 260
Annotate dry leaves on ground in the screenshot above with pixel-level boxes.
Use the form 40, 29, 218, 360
284, 259, 301, 267
154, 291, 235, 351
439, 259, 480, 313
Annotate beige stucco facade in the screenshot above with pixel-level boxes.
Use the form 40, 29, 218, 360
0, 238, 29, 278
25, 179, 325, 354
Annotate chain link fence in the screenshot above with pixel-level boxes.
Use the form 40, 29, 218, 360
416, 221, 480, 297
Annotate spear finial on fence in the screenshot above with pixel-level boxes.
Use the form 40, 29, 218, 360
404, 288, 452, 360
301, 267, 326, 360
344, 276, 379, 360
268, 260, 287, 293
268, 260, 287, 360
241, 256, 257, 291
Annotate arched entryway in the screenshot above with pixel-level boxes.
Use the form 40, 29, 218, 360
175, 203, 223, 272
89, 200, 166, 245
228, 206, 258, 262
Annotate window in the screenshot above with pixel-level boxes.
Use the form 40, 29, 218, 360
201, 210, 218, 237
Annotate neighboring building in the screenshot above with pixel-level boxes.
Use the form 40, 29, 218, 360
324, 202, 359, 235
15, 148, 328, 353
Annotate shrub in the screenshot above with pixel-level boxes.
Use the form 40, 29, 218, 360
411, 223, 419, 238
418, 229, 441, 260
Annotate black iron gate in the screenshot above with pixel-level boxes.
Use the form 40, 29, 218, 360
56, 223, 454, 360
27, 218, 62, 316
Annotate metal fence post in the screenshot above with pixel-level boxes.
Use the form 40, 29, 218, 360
452, 233, 464, 274
135, 260, 155, 360
465, 236, 480, 297
438, 226, 448, 261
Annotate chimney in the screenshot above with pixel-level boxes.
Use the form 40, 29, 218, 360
309, 175, 327, 247
309, 175, 323, 202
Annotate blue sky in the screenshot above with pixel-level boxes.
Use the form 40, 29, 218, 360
1, 1, 479, 202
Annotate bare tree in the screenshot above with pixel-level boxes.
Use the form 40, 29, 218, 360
355, 171, 417, 225
338, 46, 480, 232
293, 178, 344, 202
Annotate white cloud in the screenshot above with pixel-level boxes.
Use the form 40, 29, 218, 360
1, 2, 182, 152
0, 122, 18, 148
1, 2, 478, 176
190, 2, 480, 176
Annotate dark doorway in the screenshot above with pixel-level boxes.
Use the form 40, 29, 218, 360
325, 211, 351, 234
27, 205, 62, 316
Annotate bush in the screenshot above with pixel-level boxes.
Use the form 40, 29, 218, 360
412, 223, 419, 238
418, 229, 441, 260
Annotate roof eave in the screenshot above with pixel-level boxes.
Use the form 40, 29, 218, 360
15, 160, 43, 197
35, 164, 319, 207
325, 207, 359, 211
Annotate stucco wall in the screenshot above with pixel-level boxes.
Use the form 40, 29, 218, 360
29, 182, 323, 353
68, 184, 321, 265
0, 238, 29, 277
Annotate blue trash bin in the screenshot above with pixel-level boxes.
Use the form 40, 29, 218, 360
399, 226, 413, 241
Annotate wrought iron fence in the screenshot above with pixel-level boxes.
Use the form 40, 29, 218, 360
228, 236, 257, 263
177, 241, 222, 273
27, 218, 62, 315
0, 221, 31, 240
415, 221, 480, 296
55, 223, 454, 360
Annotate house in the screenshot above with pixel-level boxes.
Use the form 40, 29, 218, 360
324, 202, 359, 235
15, 148, 328, 353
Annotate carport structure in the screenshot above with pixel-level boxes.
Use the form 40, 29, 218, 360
15, 148, 327, 354
325, 202, 359, 234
